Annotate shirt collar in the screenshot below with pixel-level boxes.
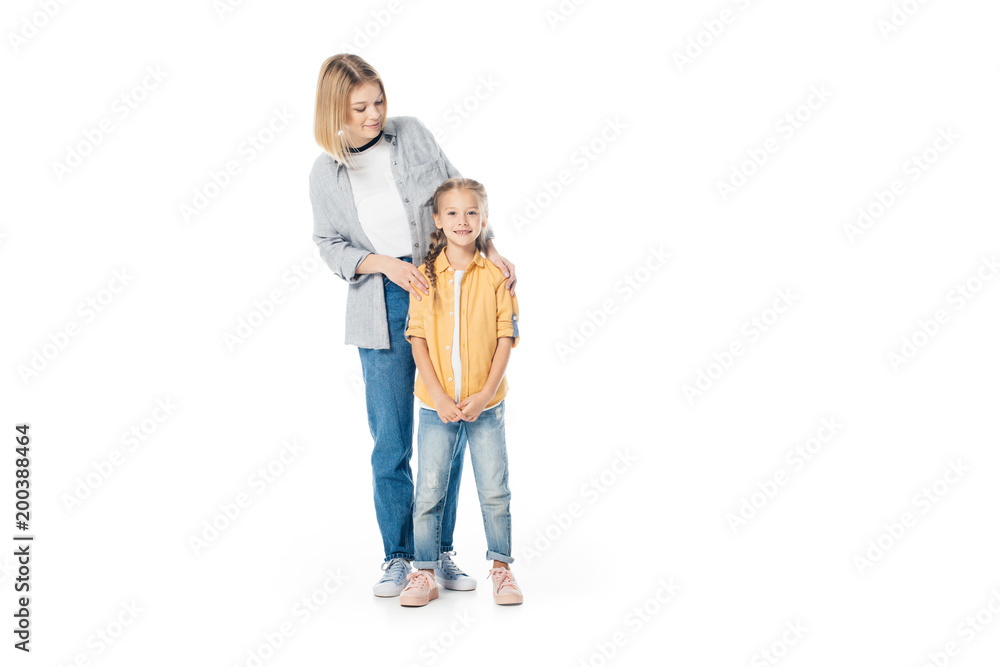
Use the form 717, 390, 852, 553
433, 248, 486, 274
381, 117, 398, 138
332, 118, 398, 174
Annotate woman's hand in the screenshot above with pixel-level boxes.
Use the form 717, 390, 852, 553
483, 241, 516, 295
372, 255, 430, 300
457, 392, 490, 422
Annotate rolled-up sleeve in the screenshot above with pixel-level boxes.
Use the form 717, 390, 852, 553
405, 291, 424, 342
495, 280, 519, 347
310, 179, 370, 284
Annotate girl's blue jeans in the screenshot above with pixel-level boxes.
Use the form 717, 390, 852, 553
413, 401, 513, 569
358, 266, 466, 562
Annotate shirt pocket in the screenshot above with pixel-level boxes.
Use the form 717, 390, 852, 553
408, 160, 450, 197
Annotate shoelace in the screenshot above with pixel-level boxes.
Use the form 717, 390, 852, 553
489, 567, 518, 593
404, 570, 436, 592
439, 552, 466, 577
380, 558, 409, 584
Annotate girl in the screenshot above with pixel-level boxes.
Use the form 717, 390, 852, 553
401, 178, 523, 607
309, 54, 518, 597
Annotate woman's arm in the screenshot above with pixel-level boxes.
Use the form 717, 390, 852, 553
457, 337, 513, 421
309, 162, 429, 297
357, 254, 430, 300
482, 239, 517, 295
410, 337, 465, 423
311, 186, 371, 285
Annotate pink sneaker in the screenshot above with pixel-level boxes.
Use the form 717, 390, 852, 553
399, 570, 439, 607
489, 567, 523, 605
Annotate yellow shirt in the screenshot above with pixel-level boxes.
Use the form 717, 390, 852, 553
405, 249, 519, 410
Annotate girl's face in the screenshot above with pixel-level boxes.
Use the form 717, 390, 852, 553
343, 82, 384, 147
434, 189, 485, 249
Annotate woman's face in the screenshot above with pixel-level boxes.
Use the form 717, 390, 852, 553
343, 82, 384, 147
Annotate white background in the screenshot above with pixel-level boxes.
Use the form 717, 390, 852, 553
2, 0, 1000, 665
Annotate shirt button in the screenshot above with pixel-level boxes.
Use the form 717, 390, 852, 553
449, 312, 453, 316
447, 377, 453, 382
393, 161, 397, 165
410, 222, 416, 226
414, 243, 418, 248
445, 345, 450, 350
404, 198, 409, 203
448, 279, 453, 284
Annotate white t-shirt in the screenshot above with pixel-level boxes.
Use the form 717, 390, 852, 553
451, 269, 465, 402
347, 135, 412, 258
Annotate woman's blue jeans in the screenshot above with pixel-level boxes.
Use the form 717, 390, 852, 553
358, 265, 466, 561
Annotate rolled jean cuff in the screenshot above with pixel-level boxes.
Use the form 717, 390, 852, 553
440, 544, 454, 553
487, 550, 513, 564
412, 559, 441, 570
385, 553, 414, 562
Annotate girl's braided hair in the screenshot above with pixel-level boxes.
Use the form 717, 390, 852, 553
423, 178, 489, 297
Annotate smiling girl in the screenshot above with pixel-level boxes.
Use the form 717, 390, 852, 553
400, 178, 523, 607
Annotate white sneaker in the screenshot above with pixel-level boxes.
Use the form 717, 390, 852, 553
435, 552, 477, 591
373, 558, 412, 597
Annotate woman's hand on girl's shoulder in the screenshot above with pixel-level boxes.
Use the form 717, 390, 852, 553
383, 258, 430, 300
486, 252, 516, 295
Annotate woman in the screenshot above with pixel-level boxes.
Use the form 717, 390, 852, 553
308, 54, 517, 597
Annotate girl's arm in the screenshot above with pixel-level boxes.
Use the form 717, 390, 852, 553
410, 337, 466, 423
457, 337, 513, 421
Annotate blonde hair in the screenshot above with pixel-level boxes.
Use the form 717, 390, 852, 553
314, 54, 387, 166
423, 178, 490, 296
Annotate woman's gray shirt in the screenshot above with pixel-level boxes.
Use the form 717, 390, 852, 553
309, 116, 493, 349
